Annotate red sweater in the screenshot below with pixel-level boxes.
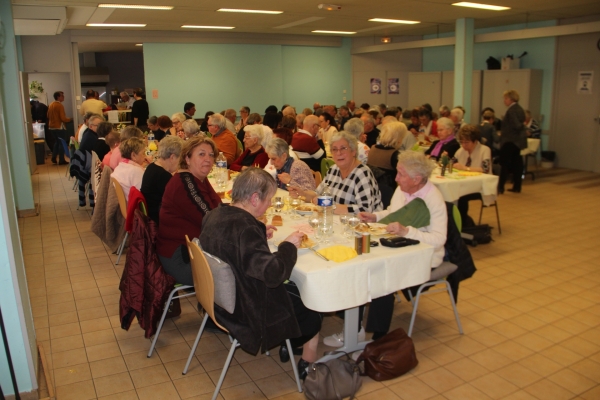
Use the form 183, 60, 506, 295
156, 172, 222, 258
229, 147, 269, 171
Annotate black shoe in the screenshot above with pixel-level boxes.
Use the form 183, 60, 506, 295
297, 358, 310, 381
51, 158, 57, 164
279, 344, 303, 363
58, 160, 69, 165
508, 188, 521, 193
498, 187, 504, 195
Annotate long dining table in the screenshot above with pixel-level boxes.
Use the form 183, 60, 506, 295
429, 168, 499, 206
267, 191, 434, 362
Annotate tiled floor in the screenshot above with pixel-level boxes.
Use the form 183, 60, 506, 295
21, 161, 600, 400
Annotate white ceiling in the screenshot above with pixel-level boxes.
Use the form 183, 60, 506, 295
11, 0, 600, 52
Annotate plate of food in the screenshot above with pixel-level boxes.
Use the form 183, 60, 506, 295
354, 222, 389, 236
276, 234, 316, 252
295, 203, 320, 215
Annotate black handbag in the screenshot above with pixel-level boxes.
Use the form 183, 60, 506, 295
304, 354, 362, 400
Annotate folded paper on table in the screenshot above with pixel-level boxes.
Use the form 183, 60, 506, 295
378, 198, 430, 229
317, 246, 358, 263
291, 223, 314, 235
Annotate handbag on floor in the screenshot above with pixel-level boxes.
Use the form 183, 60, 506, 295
356, 327, 418, 381
304, 354, 362, 400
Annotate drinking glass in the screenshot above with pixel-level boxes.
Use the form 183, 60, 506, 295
308, 212, 321, 240
273, 197, 284, 213
319, 219, 333, 244
283, 196, 291, 215
290, 197, 302, 219
339, 213, 349, 237
347, 213, 360, 238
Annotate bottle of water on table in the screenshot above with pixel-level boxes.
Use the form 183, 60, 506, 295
215, 152, 228, 190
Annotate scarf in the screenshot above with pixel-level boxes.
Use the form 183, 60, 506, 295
431, 135, 456, 157
179, 172, 212, 215
275, 156, 294, 189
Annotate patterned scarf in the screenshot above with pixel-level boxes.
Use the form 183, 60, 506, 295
179, 172, 211, 215
275, 156, 294, 189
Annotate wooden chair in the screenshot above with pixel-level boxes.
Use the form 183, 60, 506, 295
110, 177, 129, 264
182, 236, 303, 399
312, 170, 322, 186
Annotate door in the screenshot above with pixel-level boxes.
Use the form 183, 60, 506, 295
19, 72, 37, 175
551, 63, 600, 172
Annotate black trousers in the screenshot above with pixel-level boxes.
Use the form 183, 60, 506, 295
498, 142, 523, 191
457, 193, 482, 228
365, 293, 396, 335
285, 281, 323, 348
50, 129, 70, 162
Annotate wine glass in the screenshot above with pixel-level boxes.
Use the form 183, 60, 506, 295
273, 197, 284, 213
290, 197, 302, 219
283, 196, 291, 215
339, 213, 349, 237
319, 219, 333, 244
347, 214, 360, 238
308, 212, 321, 240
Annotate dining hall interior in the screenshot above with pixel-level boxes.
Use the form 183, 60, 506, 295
1, 0, 600, 399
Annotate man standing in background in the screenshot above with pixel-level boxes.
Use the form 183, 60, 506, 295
80, 89, 107, 116
183, 102, 196, 120
131, 88, 149, 130
47, 91, 72, 165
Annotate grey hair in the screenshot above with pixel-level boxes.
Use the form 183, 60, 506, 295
209, 113, 226, 129
120, 91, 129, 97
246, 113, 262, 125
120, 125, 144, 140
397, 151, 435, 182
83, 112, 95, 122
379, 121, 407, 147
360, 114, 375, 127
450, 108, 464, 120
224, 108, 236, 119
243, 124, 264, 143
157, 135, 183, 160
231, 168, 277, 204
437, 117, 454, 130
344, 118, 364, 138
265, 137, 289, 158
439, 105, 450, 114
182, 119, 199, 136
171, 113, 186, 123
119, 137, 145, 160
330, 131, 358, 155
89, 114, 104, 124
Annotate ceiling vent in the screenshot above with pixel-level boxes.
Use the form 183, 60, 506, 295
12, 6, 67, 35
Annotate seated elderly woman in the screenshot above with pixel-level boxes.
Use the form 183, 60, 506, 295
157, 136, 222, 286
200, 168, 322, 378
230, 124, 269, 171
367, 121, 407, 175
359, 151, 447, 339
418, 108, 438, 138
344, 118, 369, 164
111, 137, 147, 200
289, 131, 382, 215
181, 119, 200, 140
153, 115, 172, 142
424, 117, 460, 161
452, 124, 492, 227
140, 136, 183, 225
265, 138, 315, 191
170, 112, 186, 138
109, 126, 145, 169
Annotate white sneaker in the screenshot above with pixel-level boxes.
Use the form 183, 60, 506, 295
323, 327, 365, 347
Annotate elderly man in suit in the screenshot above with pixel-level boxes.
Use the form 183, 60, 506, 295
498, 89, 527, 194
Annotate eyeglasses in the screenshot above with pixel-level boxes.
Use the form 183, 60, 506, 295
331, 146, 349, 153
208, 124, 217, 127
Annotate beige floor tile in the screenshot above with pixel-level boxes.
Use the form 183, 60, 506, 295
253, 372, 298, 399
172, 373, 215, 398
55, 379, 97, 400
51, 334, 84, 353
523, 379, 575, 400
97, 389, 140, 400
48, 301, 77, 316
156, 342, 192, 363
470, 373, 519, 399
218, 382, 267, 400
86, 341, 122, 362
420, 343, 464, 366
445, 357, 490, 382
239, 357, 285, 382
164, 357, 205, 380
124, 350, 163, 371
207, 364, 253, 390
52, 348, 88, 369
119, 336, 153, 355
417, 366, 464, 392
80, 316, 113, 333
539, 345, 585, 366
90, 355, 128, 379
54, 362, 92, 386
444, 383, 493, 400
48, 311, 79, 327
94, 372, 135, 397
356, 387, 401, 400
130, 364, 172, 389
580, 385, 600, 400
83, 328, 116, 347
136, 381, 180, 400
469, 348, 513, 371
387, 375, 438, 400
517, 353, 564, 377
549, 368, 597, 395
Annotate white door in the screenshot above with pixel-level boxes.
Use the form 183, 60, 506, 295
551, 63, 600, 172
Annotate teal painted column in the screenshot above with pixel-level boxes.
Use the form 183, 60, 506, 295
453, 18, 474, 116
0, 0, 35, 212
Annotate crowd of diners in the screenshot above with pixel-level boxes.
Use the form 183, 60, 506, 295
80, 92, 536, 377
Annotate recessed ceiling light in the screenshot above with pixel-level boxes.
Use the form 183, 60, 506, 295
181, 25, 235, 29
86, 23, 146, 27
368, 18, 420, 24
135, 43, 143, 46
98, 4, 173, 10
312, 30, 356, 35
452, 2, 510, 11
217, 8, 282, 14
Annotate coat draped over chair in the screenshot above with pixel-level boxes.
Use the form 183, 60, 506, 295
91, 166, 126, 252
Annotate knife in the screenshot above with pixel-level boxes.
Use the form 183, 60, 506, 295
309, 247, 329, 261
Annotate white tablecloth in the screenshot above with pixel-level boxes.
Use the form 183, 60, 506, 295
430, 170, 499, 206
270, 212, 434, 313
521, 138, 540, 156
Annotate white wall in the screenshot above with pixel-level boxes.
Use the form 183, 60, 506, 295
28, 73, 73, 112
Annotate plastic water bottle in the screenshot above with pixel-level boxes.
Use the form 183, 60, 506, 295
215, 152, 228, 189
147, 131, 155, 142
317, 184, 334, 240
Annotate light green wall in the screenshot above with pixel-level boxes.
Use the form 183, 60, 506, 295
423, 21, 556, 130
144, 40, 352, 117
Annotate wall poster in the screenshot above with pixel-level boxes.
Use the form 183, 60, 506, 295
370, 78, 381, 94
577, 71, 593, 94
388, 78, 399, 95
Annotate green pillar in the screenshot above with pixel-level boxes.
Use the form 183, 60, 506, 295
0, 0, 35, 213
453, 18, 474, 116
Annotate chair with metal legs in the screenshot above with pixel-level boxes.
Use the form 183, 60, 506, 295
478, 199, 501, 234
147, 284, 195, 358
110, 177, 129, 264
181, 236, 303, 399
407, 262, 464, 337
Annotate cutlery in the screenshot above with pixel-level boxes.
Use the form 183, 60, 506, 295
309, 246, 329, 261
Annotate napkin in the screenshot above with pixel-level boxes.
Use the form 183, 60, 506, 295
317, 245, 357, 263
291, 223, 314, 235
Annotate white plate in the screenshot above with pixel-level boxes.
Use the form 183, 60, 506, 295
354, 222, 389, 236
294, 204, 320, 215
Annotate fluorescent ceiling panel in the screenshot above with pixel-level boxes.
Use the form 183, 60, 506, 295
368, 18, 420, 24
98, 4, 173, 10
87, 23, 146, 27
217, 8, 282, 14
452, 2, 511, 11
182, 25, 235, 29
274, 17, 324, 29
312, 30, 356, 34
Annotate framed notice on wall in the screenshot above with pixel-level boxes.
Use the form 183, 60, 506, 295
388, 78, 399, 95
577, 71, 593, 94
370, 78, 381, 94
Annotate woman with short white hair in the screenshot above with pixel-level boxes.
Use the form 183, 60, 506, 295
170, 112, 186, 138
229, 124, 269, 171
344, 118, 369, 164
367, 121, 405, 174
181, 119, 200, 140
265, 138, 315, 191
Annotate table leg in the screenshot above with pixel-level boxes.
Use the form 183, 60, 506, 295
316, 307, 370, 363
